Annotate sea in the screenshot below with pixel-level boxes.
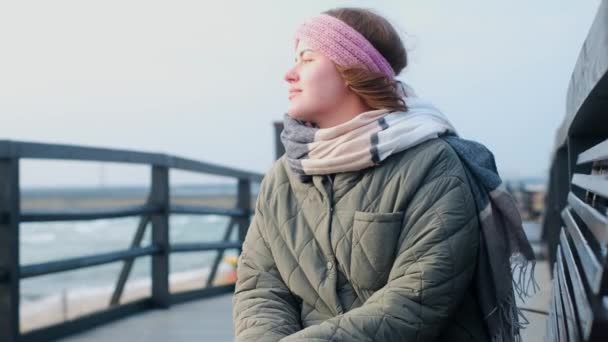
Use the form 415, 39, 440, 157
19, 184, 251, 304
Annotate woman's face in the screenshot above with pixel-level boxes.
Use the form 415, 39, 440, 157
284, 40, 350, 124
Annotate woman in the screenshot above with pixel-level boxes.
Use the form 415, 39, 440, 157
233, 8, 535, 342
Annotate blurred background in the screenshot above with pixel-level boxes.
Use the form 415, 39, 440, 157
0, 0, 603, 340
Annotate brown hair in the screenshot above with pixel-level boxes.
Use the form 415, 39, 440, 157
324, 8, 408, 112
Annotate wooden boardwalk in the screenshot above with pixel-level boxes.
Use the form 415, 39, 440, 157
61, 294, 234, 341
62, 261, 551, 341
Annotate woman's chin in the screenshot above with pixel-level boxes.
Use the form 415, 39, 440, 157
286, 109, 312, 122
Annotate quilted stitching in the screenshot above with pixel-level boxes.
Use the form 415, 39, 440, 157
234, 139, 485, 342
351, 215, 402, 291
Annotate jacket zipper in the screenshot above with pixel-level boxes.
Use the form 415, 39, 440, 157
326, 174, 334, 213
325, 174, 335, 253
325, 174, 344, 314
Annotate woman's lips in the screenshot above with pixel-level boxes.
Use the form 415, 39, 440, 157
288, 90, 302, 100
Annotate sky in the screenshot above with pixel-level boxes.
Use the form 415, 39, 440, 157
0, 0, 602, 187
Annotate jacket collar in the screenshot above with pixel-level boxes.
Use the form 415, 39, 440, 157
282, 157, 365, 204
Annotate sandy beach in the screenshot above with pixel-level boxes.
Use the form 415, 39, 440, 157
20, 264, 236, 333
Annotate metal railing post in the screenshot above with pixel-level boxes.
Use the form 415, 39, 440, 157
151, 166, 170, 309
0, 157, 20, 342
236, 179, 251, 253
273, 121, 285, 160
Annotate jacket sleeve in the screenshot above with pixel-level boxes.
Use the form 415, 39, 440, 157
233, 198, 302, 341
281, 175, 479, 341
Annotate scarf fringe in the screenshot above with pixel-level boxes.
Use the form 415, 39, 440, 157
489, 297, 525, 342
511, 254, 540, 301
490, 300, 523, 342
490, 255, 538, 342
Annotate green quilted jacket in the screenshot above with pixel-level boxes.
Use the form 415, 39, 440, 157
233, 138, 490, 341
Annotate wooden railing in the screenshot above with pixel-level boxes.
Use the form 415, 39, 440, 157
0, 140, 263, 342
547, 141, 608, 340
542, 1, 608, 340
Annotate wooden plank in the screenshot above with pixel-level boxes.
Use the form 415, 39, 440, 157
0, 141, 264, 182
578, 138, 608, 165
556, 245, 582, 341
170, 205, 246, 218
548, 264, 559, 342
554, 257, 567, 341
561, 207, 603, 293
20, 246, 159, 278
546, 265, 557, 342
21, 205, 158, 222
0, 140, 167, 165
559, 229, 594, 339
568, 192, 608, 248
567, 137, 597, 189
572, 173, 608, 198
21, 298, 153, 342
60, 294, 235, 341
170, 241, 242, 253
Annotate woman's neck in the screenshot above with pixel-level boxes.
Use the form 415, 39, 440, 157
315, 95, 371, 128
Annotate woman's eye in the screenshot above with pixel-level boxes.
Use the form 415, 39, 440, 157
293, 57, 313, 64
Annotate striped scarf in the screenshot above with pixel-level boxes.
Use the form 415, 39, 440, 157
281, 95, 456, 176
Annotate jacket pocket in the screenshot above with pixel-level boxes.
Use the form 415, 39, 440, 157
350, 211, 404, 291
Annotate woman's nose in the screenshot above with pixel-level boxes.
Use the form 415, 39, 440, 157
284, 66, 299, 83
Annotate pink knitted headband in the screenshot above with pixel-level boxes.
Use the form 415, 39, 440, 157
294, 14, 395, 79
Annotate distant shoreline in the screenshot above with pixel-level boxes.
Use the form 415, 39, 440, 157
20, 184, 259, 210
21, 194, 242, 211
